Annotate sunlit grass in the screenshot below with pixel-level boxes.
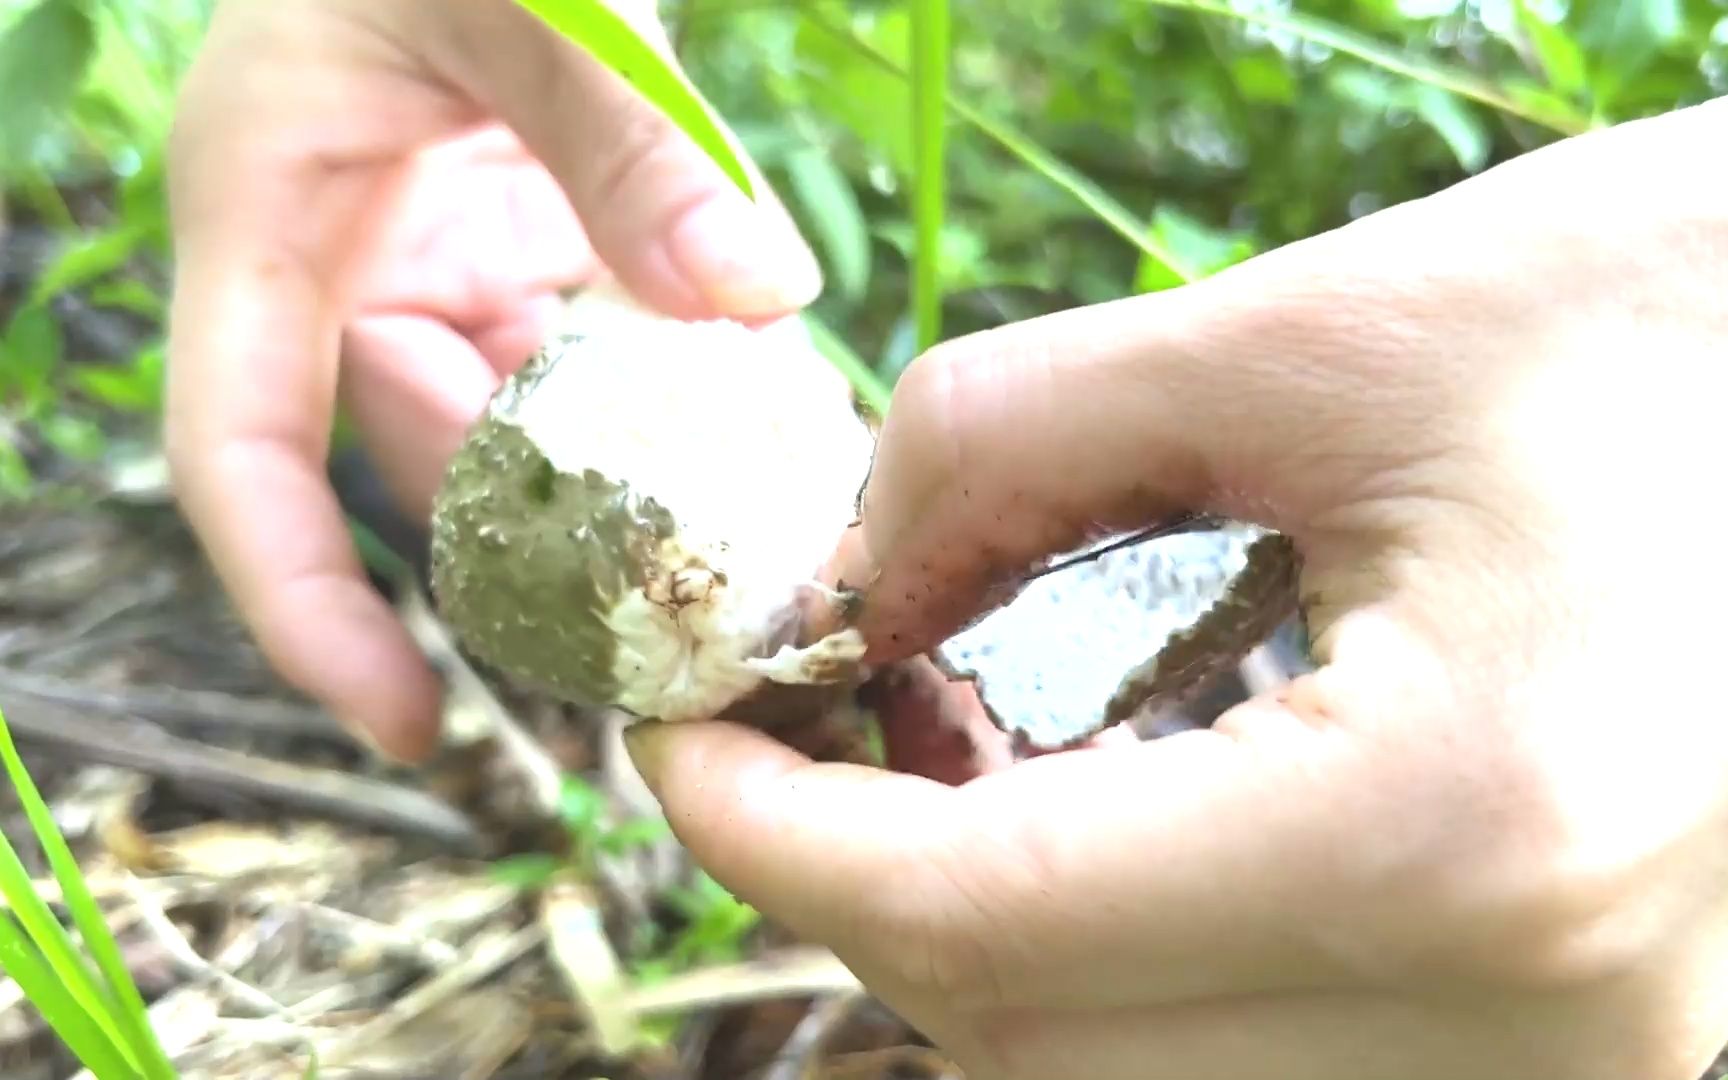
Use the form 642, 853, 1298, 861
0, 704, 176, 1079
908, 0, 949, 351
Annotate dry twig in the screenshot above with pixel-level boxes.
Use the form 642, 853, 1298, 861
763, 992, 868, 1080
121, 872, 285, 1017
619, 946, 863, 1016
0, 666, 340, 739
317, 923, 545, 1067
0, 694, 487, 852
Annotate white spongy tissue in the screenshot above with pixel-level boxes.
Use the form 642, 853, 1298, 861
936, 524, 1263, 747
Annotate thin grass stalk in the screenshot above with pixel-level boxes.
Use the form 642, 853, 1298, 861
512, 0, 758, 197
909, 0, 950, 350
796, 7, 1195, 284
0, 799, 137, 1073
802, 313, 893, 415
1133, 0, 1594, 135
0, 910, 138, 1078
0, 706, 176, 1078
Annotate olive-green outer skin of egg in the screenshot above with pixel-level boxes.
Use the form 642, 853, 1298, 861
428, 343, 677, 709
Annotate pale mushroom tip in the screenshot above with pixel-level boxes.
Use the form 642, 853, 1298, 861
427, 305, 877, 726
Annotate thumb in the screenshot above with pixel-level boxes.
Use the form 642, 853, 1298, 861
418, 0, 821, 320
827, 247, 1450, 664
624, 719, 965, 950
622, 615, 1505, 1011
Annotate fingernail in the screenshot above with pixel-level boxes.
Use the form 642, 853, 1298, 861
339, 711, 411, 766
623, 722, 671, 796
666, 190, 823, 315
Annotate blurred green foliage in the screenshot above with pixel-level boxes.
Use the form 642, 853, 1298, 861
674, 0, 1723, 372
1, 0, 199, 495
0, 0, 1720, 1063
1, 0, 1724, 481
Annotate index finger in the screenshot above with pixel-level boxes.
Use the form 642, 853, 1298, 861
162, 31, 456, 760
166, 248, 446, 761
825, 242, 1461, 666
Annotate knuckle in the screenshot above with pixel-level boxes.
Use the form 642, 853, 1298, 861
582, 107, 716, 227
586, 111, 678, 207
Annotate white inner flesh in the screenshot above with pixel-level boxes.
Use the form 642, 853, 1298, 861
509, 307, 875, 723
937, 524, 1264, 745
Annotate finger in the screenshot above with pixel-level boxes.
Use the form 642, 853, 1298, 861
627, 707, 1331, 1010
465, 290, 569, 375
624, 718, 968, 950
164, 263, 445, 762
628, 609, 1538, 1011
162, 10, 469, 760
418, 0, 822, 320
931, 987, 1619, 1080
824, 244, 1465, 664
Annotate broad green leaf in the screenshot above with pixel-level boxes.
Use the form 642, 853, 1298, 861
0, 704, 176, 1079
597, 817, 672, 855
0, 304, 64, 414
910, 0, 950, 350
1410, 85, 1491, 172
557, 773, 606, 840
1135, 0, 1594, 134
0, 0, 98, 177
80, 3, 174, 144
1135, 206, 1256, 292
782, 145, 872, 301
1228, 51, 1298, 103
117, 146, 170, 239
660, 873, 758, 967
794, 5, 916, 176
1395, 0, 1462, 18
1327, 68, 1491, 173
873, 220, 989, 291
38, 413, 105, 460
511, 0, 754, 198
29, 223, 150, 306
488, 854, 563, 889
1577, 0, 1688, 107
70, 347, 165, 414
1511, 0, 1591, 101
0, 443, 31, 499
85, 279, 167, 319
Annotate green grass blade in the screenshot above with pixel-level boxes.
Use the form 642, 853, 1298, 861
0, 704, 174, 1078
909, 0, 949, 350
801, 311, 893, 416
1134, 0, 1593, 135
797, 8, 1195, 286
782, 146, 872, 302
0, 911, 138, 1079
0, 815, 134, 1073
949, 98, 1196, 284
513, 0, 756, 198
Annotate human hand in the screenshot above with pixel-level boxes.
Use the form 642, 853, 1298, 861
163, 0, 819, 761
625, 98, 1728, 1079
